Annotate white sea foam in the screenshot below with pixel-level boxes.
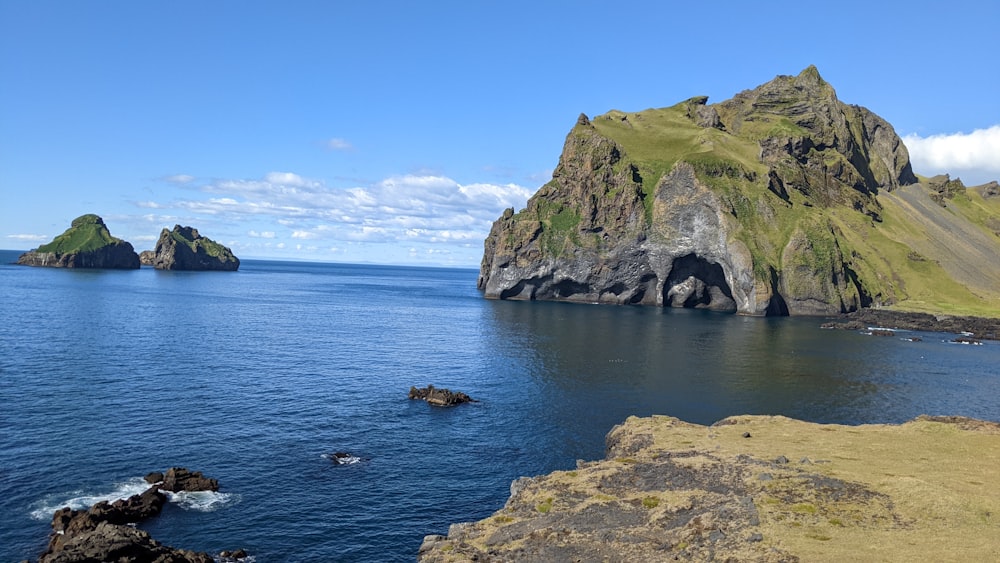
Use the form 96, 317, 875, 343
164, 489, 240, 512
29, 477, 240, 520
322, 452, 364, 465
29, 477, 150, 520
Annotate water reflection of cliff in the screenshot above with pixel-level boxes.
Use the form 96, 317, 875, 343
483, 299, 998, 460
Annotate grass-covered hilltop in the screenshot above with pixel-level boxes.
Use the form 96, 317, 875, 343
17, 214, 140, 269
478, 66, 1000, 317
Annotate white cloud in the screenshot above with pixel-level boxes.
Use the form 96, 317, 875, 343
903, 125, 1000, 184
327, 138, 354, 151
264, 172, 315, 188
164, 174, 195, 184
7, 234, 48, 241
131, 170, 535, 264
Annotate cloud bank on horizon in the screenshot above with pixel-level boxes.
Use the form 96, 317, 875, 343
903, 126, 1000, 184
127, 170, 534, 266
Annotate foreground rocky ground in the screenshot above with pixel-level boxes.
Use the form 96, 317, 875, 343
419, 415, 1000, 562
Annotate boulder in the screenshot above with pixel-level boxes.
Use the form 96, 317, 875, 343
160, 467, 219, 492
147, 225, 240, 271
17, 214, 140, 269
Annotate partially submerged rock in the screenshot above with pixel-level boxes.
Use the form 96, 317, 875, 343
408, 385, 476, 407
17, 214, 140, 269
418, 414, 1000, 562
147, 225, 240, 271
821, 309, 1000, 340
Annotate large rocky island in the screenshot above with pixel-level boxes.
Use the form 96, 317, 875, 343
478, 66, 1000, 317
419, 414, 1000, 562
142, 225, 240, 271
17, 214, 140, 269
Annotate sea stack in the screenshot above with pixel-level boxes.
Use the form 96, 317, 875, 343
147, 225, 240, 271
477, 66, 1000, 317
17, 214, 140, 269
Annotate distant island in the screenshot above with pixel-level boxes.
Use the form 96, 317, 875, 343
478, 66, 1000, 318
17, 214, 140, 269
140, 225, 240, 271
17, 215, 239, 271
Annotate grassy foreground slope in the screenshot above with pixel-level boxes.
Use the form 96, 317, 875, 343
419, 415, 1000, 562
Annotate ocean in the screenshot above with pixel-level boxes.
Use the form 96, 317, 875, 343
1, 249, 998, 562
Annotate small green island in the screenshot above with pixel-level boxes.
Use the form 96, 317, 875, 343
140, 225, 240, 271
17, 215, 239, 271
16, 214, 140, 269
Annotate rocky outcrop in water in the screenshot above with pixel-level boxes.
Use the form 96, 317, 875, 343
17, 214, 140, 269
478, 67, 1000, 317
38, 468, 230, 563
147, 225, 240, 271
408, 385, 476, 407
821, 309, 1000, 340
418, 414, 1000, 562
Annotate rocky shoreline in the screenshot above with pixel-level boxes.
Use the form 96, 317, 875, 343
821, 308, 1000, 340
418, 414, 1000, 562
32, 468, 246, 563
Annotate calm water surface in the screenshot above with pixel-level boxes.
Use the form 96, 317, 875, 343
1, 250, 997, 561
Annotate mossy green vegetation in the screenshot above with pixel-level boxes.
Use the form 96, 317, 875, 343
36, 214, 124, 253
170, 228, 229, 258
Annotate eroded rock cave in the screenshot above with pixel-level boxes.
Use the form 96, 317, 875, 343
662, 254, 736, 312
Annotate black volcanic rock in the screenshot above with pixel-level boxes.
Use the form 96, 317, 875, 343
38, 468, 221, 563
408, 385, 476, 407
17, 214, 140, 269
148, 225, 240, 271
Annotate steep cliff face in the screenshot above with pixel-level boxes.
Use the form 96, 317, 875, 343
148, 225, 240, 271
479, 67, 999, 316
17, 214, 140, 269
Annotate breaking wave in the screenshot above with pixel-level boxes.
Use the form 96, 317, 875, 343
29, 477, 239, 520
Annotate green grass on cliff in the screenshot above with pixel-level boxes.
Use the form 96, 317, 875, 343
37, 214, 122, 253
169, 229, 231, 258
582, 101, 1000, 317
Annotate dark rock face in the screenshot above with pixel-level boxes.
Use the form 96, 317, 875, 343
148, 225, 240, 271
38, 467, 221, 563
159, 467, 219, 492
17, 214, 140, 269
478, 67, 925, 316
408, 385, 476, 407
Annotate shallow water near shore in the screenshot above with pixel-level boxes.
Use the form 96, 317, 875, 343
2, 249, 998, 561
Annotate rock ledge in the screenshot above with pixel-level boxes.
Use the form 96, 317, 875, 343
418, 414, 1000, 562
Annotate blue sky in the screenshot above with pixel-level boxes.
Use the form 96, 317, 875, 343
2, 1, 998, 266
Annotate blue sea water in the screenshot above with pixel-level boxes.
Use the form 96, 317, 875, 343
1, 249, 998, 561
